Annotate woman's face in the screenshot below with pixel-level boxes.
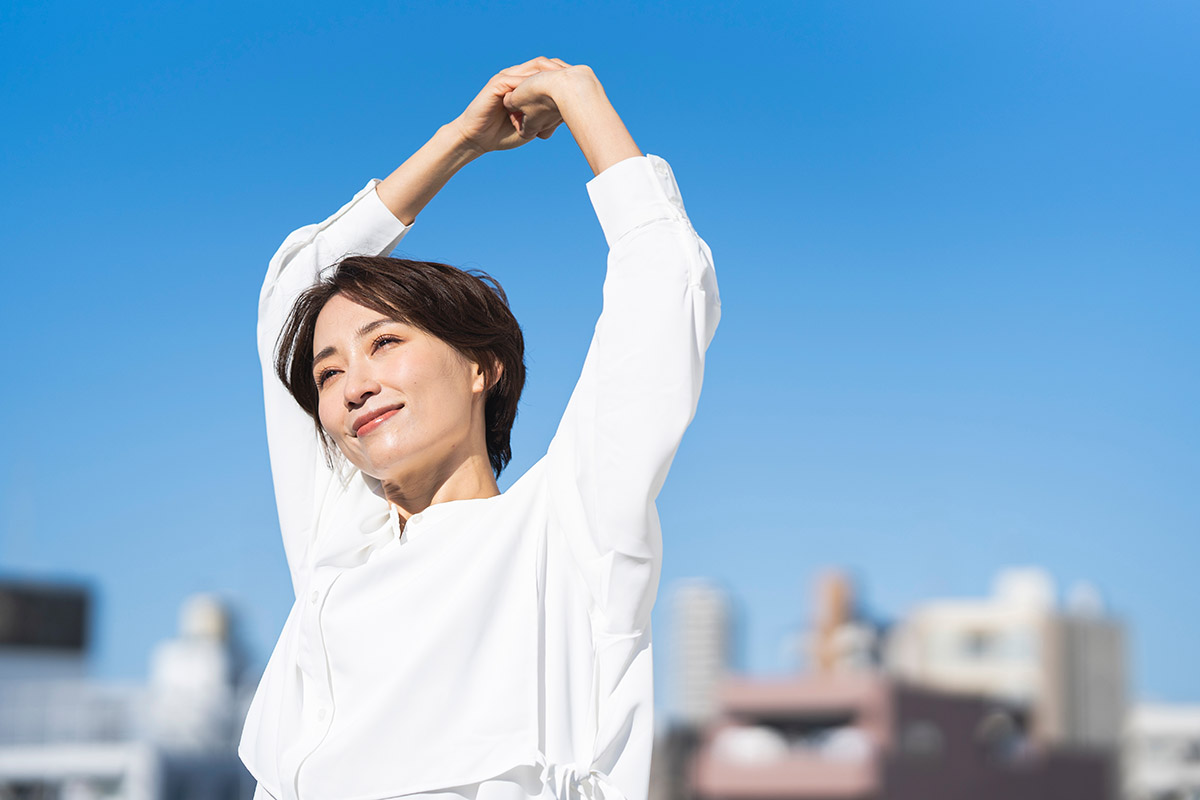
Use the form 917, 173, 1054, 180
311, 293, 490, 483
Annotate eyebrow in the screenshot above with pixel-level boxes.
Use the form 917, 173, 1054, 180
312, 318, 398, 367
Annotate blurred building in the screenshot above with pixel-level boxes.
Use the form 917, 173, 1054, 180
885, 568, 1127, 750
0, 577, 254, 800
806, 571, 884, 677
671, 580, 735, 726
148, 595, 246, 754
1124, 704, 1200, 800
657, 567, 1128, 800
0, 580, 89, 683
653, 581, 736, 800
689, 673, 1114, 800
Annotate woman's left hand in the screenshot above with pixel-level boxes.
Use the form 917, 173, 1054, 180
450, 57, 569, 154
501, 61, 586, 141
503, 63, 640, 176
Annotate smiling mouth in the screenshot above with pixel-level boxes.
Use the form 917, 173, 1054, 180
353, 405, 403, 437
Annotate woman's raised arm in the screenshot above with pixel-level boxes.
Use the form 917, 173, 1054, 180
517, 65, 721, 800
259, 58, 569, 596
507, 62, 723, 636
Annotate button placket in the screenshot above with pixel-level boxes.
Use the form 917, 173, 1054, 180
398, 510, 426, 544
298, 566, 339, 731
387, 503, 402, 541
282, 563, 341, 800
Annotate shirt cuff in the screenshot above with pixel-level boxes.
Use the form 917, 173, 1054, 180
585, 154, 689, 248
318, 179, 412, 261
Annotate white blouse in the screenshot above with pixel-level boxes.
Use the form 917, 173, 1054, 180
238, 154, 721, 800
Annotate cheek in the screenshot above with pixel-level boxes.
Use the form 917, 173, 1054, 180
434, 353, 480, 398
316, 397, 340, 438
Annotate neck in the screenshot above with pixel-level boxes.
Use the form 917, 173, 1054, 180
382, 450, 499, 524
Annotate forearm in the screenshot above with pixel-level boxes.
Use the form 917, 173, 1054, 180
375, 123, 483, 225
554, 69, 643, 176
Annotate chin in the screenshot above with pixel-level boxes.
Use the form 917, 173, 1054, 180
333, 446, 392, 481
361, 449, 430, 485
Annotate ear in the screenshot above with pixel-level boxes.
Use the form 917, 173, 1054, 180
470, 360, 503, 395
471, 359, 503, 396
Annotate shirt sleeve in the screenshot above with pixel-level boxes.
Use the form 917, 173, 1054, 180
257, 181, 412, 597
545, 154, 721, 639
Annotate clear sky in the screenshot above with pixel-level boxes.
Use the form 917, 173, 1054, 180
2, 0, 1197, 708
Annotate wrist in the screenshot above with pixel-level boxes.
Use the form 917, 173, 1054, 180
437, 120, 489, 165
550, 70, 641, 176
549, 66, 606, 122
375, 123, 483, 225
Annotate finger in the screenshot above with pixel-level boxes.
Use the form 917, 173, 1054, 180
493, 61, 559, 90
499, 65, 540, 78
519, 108, 557, 140
525, 111, 562, 139
491, 64, 546, 92
536, 121, 561, 140
492, 59, 564, 93
502, 59, 544, 77
519, 55, 563, 70
505, 56, 566, 77
503, 94, 524, 129
493, 69, 535, 90
491, 70, 537, 96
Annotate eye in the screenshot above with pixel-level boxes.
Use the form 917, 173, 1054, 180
315, 366, 341, 389
372, 334, 403, 352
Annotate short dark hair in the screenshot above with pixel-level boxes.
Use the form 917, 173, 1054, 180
275, 255, 526, 477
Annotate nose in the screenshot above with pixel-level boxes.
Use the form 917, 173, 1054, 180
342, 360, 382, 411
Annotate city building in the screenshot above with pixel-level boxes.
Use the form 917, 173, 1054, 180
0, 577, 254, 800
1124, 704, 1200, 800
670, 580, 736, 727
688, 673, 1115, 800
805, 571, 884, 677
652, 581, 736, 800
884, 568, 1127, 750
660, 567, 1129, 800
0, 579, 89, 682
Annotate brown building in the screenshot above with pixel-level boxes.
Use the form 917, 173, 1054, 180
687, 673, 1115, 800
885, 570, 1127, 752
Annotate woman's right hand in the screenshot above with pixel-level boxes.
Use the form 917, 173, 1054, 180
450, 57, 568, 154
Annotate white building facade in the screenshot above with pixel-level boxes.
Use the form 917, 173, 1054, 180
1125, 704, 1200, 800
0, 580, 253, 800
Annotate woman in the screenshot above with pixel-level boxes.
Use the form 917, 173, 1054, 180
239, 57, 721, 800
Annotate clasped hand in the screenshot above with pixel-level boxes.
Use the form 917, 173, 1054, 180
452, 57, 591, 154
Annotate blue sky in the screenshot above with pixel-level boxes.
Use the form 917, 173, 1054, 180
2, 0, 1197, 709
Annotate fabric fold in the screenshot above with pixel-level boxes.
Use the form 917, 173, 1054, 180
535, 752, 627, 800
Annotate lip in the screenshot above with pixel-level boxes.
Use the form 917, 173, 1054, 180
352, 403, 404, 437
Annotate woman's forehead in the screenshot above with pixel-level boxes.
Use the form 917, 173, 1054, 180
313, 295, 411, 348
316, 293, 379, 325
